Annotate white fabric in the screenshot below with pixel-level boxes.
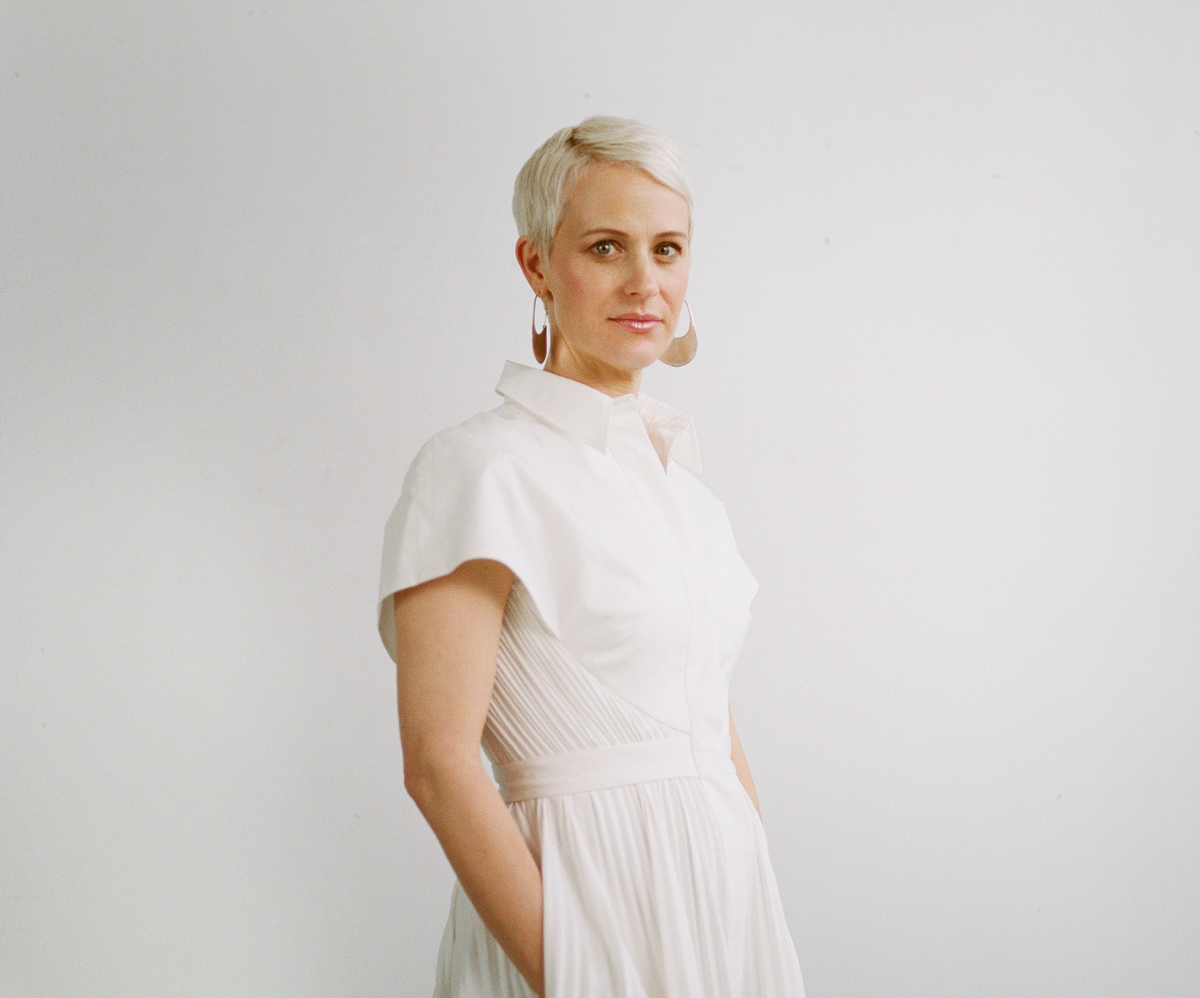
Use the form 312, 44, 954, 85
378, 361, 805, 997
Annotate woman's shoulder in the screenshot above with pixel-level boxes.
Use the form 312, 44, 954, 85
419, 398, 546, 457
404, 400, 562, 495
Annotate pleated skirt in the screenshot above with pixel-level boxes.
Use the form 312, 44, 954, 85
431, 583, 805, 998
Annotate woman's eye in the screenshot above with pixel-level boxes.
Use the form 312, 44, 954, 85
592, 240, 616, 256
656, 242, 682, 258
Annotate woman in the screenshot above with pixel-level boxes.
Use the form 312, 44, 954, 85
379, 117, 804, 997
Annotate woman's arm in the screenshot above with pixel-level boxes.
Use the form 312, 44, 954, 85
394, 558, 544, 997
729, 709, 762, 817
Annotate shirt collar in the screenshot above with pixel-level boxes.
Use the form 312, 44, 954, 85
495, 361, 703, 474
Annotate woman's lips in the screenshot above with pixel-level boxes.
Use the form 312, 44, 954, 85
611, 313, 661, 332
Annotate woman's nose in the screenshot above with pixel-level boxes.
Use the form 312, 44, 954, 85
622, 251, 657, 297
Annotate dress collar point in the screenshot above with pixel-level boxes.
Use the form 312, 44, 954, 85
495, 361, 702, 470
670, 425, 703, 475
496, 361, 612, 454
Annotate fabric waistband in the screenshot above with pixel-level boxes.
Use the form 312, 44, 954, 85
493, 734, 698, 803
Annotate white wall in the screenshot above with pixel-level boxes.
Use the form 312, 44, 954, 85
3, 3, 1197, 996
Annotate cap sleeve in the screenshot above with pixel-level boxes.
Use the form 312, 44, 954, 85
377, 427, 560, 663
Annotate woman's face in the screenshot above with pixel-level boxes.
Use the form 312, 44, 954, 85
518, 161, 691, 396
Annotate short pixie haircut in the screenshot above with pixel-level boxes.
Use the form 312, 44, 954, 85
513, 116, 693, 257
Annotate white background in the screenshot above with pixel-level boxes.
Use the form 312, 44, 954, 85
3, 3, 1198, 996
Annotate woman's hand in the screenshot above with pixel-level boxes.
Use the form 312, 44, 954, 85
394, 559, 545, 997
729, 709, 762, 818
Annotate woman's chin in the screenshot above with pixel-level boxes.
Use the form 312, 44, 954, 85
620, 334, 672, 368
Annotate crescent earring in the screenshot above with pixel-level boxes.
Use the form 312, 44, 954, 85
659, 300, 697, 367
531, 294, 549, 365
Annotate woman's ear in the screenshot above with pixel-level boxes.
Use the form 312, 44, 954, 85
515, 236, 548, 297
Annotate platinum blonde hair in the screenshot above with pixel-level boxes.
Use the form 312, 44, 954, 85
513, 116, 693, 257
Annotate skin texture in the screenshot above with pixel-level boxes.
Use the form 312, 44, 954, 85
516, 161, 692, 397
396, 160, 763, 996
394, 559, 546, 996
730, 710, 762, 815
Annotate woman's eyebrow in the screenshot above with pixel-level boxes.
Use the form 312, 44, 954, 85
578, 228, 628, 239
577, 228, 688, 240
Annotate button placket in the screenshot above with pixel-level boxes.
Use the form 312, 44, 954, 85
606, 401, 726, 772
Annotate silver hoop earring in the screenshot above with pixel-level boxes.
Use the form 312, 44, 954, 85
531, 295, 548, 365
660, 300, 697, 367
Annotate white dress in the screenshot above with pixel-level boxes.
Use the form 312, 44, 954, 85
378, 361, 805, 998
